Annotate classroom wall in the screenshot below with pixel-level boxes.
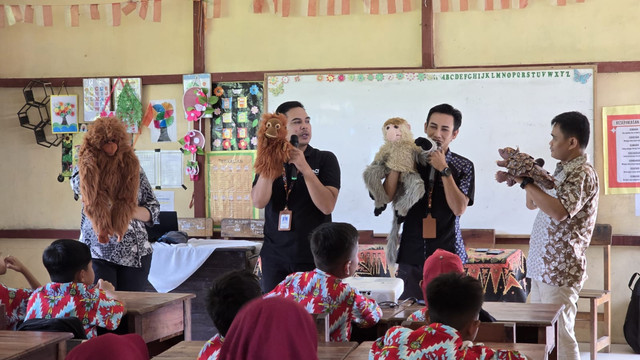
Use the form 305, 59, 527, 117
1, 0, 639, 345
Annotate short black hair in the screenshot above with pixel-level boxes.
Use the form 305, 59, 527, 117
427, 273, 484, 330
426, 103, 462, 131
205, 270, 262, 336
43, 239, 92, 283
310, 222, 358, 273
275, 101, 304, 116
551, 111, 590, 149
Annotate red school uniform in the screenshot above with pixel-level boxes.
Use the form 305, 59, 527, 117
0, 283, 33, 330
267, 268, 382, 342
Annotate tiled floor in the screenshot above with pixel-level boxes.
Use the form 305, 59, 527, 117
579, 343, 637, 359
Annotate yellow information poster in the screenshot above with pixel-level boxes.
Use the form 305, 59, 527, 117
206, 151, 258, 225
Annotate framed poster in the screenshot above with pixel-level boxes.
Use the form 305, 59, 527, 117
83, 78, 110, 122
50, 95, 78, 133
210, 82, 263, 151
602, 105, 640, 194
206, 151, 258, 227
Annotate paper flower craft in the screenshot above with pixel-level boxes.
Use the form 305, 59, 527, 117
179, 130, 205, 155
183, 87, 220, 120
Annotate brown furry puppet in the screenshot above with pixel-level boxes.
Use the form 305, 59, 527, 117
495, 146, 555, 189
363, 117, 433, 265
254, 112, 295, 180
78, 117, 140, 243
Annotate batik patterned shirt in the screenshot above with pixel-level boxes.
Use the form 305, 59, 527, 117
25, 282, 124, 339
0, 283, 33, 330
407, 307, 427, 322
197, 334, 224, 360
528, 154, 599, 288
71, 166, 159, 268
267, 269, 382, 342
370, 323, 527, 360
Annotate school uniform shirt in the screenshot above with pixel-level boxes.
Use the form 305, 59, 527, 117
71, 166, 160, 268
25, 282, 124, 339
528, 154, 599, 288
407, 307, 427, 321
266, 269, 382, 342
398, 145, 475, 265
0, 283, 33, 330
370, 323, 527, 360
254, 145, 341, 265
197, 334, 224, 360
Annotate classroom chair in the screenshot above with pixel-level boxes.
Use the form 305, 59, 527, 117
311, 312, 330, 342
576, 223, 612, 359
400, 320, 515, 343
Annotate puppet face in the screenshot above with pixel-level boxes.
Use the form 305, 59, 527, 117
264, 117, 284, 139
258, 113, 288, 142
85, 117, 129, 156
383, 117, 412, 143
385, 124, 403, 142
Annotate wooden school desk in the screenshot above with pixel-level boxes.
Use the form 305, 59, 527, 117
152, 340, 358, 360
0, 330, 73, 360
115, 291, 195, 352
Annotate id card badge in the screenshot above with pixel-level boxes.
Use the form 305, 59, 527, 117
422, 214, 436, 239
278, 209, 292, 231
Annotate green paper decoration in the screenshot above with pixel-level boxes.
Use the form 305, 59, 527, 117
115, 82, 142, 127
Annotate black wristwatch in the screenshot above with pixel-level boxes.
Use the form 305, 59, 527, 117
440, 167, 452, 177
520, 177, 534, 189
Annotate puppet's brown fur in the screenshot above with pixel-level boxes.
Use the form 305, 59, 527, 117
78, 117, 139, 243
254, 113, 295, 180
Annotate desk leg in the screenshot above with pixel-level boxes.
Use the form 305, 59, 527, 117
183, 298, 192, 341
543, 324, 558, 360
57, 340, 68, 360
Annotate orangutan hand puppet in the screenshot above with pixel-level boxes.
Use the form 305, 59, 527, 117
495, 146, 555, 189
78, 117, 140, 243
254, 112, 295, 180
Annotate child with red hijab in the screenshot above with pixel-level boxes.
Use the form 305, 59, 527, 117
266, 222, 382, 342
218, 297, 318, 360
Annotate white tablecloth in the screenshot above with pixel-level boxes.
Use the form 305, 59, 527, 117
148, 239, 261, 293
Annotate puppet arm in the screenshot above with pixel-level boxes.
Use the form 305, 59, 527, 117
520, 180, 568, 221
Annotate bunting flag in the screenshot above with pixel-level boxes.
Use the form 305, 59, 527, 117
122, 1, 137, 15
273, 0, 290, 16
203, 0, 221, 19
24, 4, 33, 23
432, 0, 529, 12
252, 0, 268, 13
153, 0, 160, 22
305, 0, 351, 16
139, 0, 148, 19
363, 0, 412, 15
552, 0, 585, 5
66, 4, 79, 26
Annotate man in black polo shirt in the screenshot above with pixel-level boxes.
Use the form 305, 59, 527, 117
384, 103, 474, 300
252, 101, 341, 292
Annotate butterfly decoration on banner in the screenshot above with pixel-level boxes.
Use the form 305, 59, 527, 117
573, 69, 592, 84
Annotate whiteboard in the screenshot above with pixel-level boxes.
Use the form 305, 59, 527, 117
265, 67, 595, 234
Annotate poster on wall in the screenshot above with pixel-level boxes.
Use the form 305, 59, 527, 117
83, 78, 110, 122
50, 95, 78, 133
209, 82, 263, 151
603, 105, 640, 194
148, 99, 177, 143
206, 151, 258, 226
113, 78, 142, 133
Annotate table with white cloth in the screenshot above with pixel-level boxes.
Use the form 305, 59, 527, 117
147, 239, 262, 340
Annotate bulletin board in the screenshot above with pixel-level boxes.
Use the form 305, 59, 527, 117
265, 67, 595, 235
206, 150, 259, 226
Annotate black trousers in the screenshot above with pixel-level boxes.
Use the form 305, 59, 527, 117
397, 262, 425, 301
92, 254, 152, 291
260, 258, 315, 293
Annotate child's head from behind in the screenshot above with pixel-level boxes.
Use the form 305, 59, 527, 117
206, 270, 262, 337
310, 222, 359, 278
43, 239, 93, 285
421, 249, 464, 307
427, 272, 483, 341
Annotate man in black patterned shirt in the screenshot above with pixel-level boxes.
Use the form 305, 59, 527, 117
384, 104, 475, 301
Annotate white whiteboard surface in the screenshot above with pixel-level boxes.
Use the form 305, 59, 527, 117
265, 68, 595, 235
